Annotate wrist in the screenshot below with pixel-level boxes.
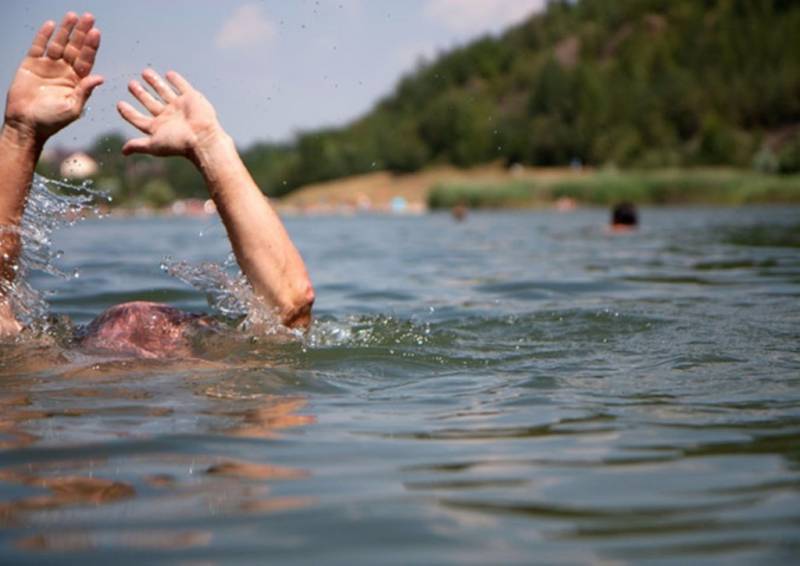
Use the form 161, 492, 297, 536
0, 120, 45, 154
188, 124, 233, 168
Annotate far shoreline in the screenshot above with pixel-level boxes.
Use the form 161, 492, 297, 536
275, 165, 800, 215
93, 165, 800, 217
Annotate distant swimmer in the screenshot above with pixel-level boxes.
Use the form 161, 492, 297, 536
610, 202, 638, 232
451, 202, 468, 222
0, 12, 314, 357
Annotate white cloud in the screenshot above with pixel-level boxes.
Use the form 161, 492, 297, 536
425, 0, 546, 35
216, 3, 277, 50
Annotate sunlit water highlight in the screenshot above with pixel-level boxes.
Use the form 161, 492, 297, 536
0, 204, 799, 564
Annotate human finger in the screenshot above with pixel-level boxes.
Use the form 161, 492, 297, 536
64, 12, 94, 65
78, 75, 104, 104
46, 12, 78, 60
73, 28, 101, 78
28, 20, 56, 58
122, 137, 153, 156
117, 101, 153, 133
142, 69, 177, 103
128, 79, 164, 115
165, 70, 193, 94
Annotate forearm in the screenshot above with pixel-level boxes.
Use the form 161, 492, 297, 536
192, 131, 314, 327
0, 123, 42, 334
0, 123, 42, 225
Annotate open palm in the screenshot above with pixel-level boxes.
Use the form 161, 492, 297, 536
5, 13, 102, 140
117, 69, 221, 159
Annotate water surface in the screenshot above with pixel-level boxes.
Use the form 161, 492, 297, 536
1, 207, 799, 564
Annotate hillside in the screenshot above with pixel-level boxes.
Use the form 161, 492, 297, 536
76, 0, 800, 205
244, 0, 800, 199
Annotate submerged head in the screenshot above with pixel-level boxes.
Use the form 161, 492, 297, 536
78, 301, 211, 359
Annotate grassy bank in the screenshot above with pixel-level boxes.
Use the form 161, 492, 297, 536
428, 169, 800, 209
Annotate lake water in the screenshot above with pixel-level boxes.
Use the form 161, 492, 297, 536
1, 207, 799, 564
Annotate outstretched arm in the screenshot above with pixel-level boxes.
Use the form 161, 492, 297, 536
0, 13, 103, 335
117, 70, 314, 328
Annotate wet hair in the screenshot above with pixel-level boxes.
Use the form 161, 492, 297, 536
611, 202, 638, 227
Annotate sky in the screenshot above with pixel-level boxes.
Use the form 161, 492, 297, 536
0, 0, 545, 150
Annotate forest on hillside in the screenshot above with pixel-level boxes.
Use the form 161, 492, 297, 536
47, 0, 800, 205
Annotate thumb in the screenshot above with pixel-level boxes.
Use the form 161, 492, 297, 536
79, 74, 104, 102
122, 137, 152, 156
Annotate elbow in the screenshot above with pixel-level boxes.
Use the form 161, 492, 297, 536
282, 282, 315, 329
0, 301, 21, 338
0, 319, 21, 338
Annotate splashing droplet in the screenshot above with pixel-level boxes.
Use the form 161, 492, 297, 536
1, 175, 107, 331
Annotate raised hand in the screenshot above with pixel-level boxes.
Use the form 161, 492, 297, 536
117, 69, 222, 161
117, 69, 314, 328
4, 12, 103, 142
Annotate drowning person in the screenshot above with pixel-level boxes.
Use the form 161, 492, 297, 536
610, 202, 638, 232
0, 12, 314, 358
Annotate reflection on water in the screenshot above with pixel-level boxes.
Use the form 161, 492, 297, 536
0, 467, 136, 523
1, 208, 799, 563
724, 223, 800, 248
0, 373, 316, 555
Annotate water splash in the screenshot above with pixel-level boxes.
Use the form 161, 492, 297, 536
161, 253, 288, 335
305, 315, 434, 348
0, 174, 108, 332
162, 252, 439, 349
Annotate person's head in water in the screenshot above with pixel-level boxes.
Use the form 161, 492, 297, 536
611, 202, 638, 230
451, 202, 467, 222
